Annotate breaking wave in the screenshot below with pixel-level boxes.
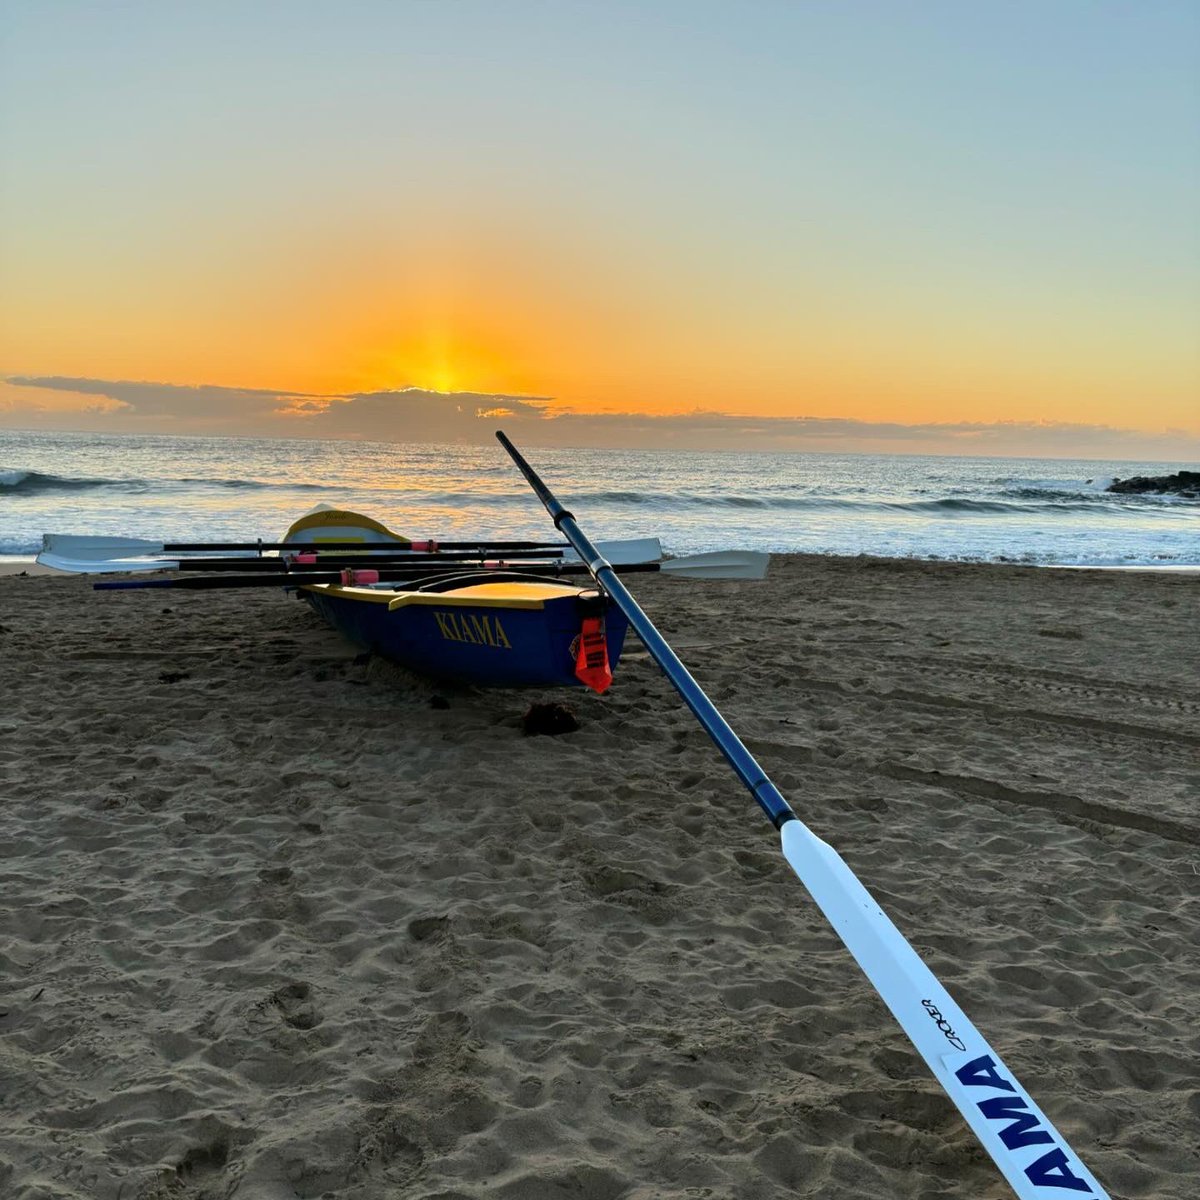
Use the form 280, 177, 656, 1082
0, 469, 333, 496
1, 469, 120, 494
5, 467, 1193, 516
430, 490, 1191, 516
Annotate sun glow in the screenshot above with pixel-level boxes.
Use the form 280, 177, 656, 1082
421, 325, 459, 394
427, 365, 458, 394
384, 350, 475, 398
354, 313, 546, 401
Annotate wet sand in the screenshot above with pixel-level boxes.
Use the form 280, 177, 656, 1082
0, 557, 1197, 1198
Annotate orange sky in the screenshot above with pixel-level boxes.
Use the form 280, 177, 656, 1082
2, 4, 1198, 452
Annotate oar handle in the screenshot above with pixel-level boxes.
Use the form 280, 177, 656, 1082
496, 430, 795, 830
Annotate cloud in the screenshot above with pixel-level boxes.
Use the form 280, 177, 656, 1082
325, 388, 552, 442
527, 409, 1200, 458
3, 377, 333, 431
3, 374, 1197, 461
1, 377, 553, 441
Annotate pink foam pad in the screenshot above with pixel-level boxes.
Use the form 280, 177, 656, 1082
293, 552, 318, 564
340, 568, 380, 585
410, 540, 436, 552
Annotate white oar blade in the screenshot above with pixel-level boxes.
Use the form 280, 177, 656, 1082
660, 550, 769, 580
572, 537, 663, 566
42, 533, 166, 560
780, 822, 1109, 1200
36, 551, 180, 574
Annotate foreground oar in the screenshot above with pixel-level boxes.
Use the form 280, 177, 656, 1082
92, 550, 768, 591
495, 430, 1108, 1200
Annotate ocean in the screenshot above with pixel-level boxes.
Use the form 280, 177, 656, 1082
1, 428, 1196, 567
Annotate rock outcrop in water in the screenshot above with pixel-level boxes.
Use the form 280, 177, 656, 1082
1107, 470, 1200, 498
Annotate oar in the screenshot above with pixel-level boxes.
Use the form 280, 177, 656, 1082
41, 533, 572, 559
175, 548, 571, 571
39, 535, 665, 573
92, 551, 769, 591
42, 532, 662, 564
495, 430, 1109, 1200
174, 548, 766, 579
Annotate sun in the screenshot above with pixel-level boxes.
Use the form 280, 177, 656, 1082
415, 324, 463, 393
427, 362, 459, 394
358, 316, 532, 398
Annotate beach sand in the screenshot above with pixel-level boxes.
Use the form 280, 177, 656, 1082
0, 557, 1196, 1199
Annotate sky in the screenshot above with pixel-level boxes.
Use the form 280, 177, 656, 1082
1, 1, 1197, 457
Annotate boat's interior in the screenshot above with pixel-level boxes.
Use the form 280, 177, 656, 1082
303, 578, 591, 610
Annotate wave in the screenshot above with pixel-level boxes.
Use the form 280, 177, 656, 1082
439, 490, 1185, 517
182, 477, 331, 491
0, 469, 334, 496
869, 549, 1199, 568
5, 469, 1195, 519
926, 477, 1195, 506
993, 476, 1115, 494
1, 469, 124, 494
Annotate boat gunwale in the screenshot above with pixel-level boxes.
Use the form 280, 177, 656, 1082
301, 581, 592, 611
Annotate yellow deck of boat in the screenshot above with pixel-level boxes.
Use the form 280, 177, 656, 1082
303, 580, 589, 610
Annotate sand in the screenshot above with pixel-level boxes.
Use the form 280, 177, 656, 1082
0, 556, 1196, 1199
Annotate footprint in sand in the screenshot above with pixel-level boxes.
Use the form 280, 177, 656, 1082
270, 981, 322, 1030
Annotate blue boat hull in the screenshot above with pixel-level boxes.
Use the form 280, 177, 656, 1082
302, 582, 630, 689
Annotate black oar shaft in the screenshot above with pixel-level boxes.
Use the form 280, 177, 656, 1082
177, 548, 567, 571
495, 430, 795, 831
160, 539, 569, 553
96, 572, 348, 590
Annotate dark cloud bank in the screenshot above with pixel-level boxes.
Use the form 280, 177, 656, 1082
4, 375, 1196, 460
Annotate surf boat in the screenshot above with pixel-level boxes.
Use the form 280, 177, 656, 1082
62, 507, 762, 691
281, 507, 629, 690
299, 574, 629, 690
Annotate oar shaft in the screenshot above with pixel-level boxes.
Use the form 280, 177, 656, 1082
95, 572, 347, 590
176, 548, 567, 571
495, 431, 794, 829
93, 560, 669, 592
159, 539, 569, 553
